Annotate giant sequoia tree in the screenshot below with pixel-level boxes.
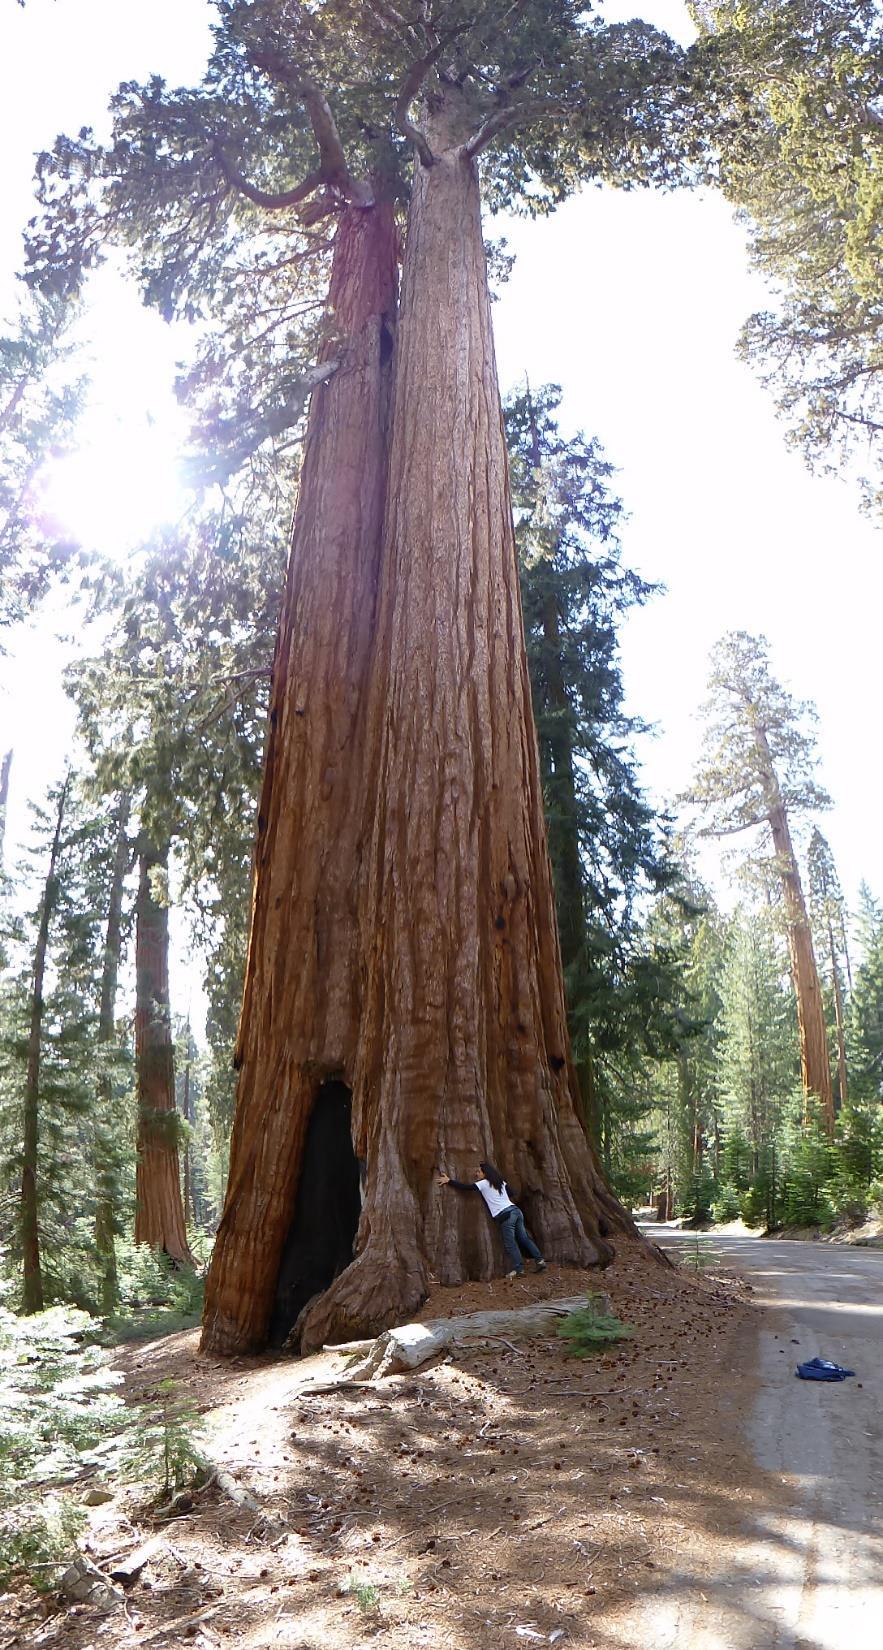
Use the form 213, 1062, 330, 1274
688, 632, 835, 1135
31, 0, 696, 1350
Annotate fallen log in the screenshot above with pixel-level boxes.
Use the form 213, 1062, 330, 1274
303, 1294, 602, 1387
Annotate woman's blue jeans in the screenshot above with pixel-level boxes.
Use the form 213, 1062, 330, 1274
496, 1206, 542, 1273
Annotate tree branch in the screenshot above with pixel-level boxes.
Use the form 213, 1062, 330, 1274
463, 94, 565, 159
395, 43, 448, 168
213, 146, 323, 211
243, 51, 371, 205
695, 815, 769, 838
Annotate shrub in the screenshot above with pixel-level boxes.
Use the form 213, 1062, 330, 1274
557, 1298, 633, 1357
711, 1183, 742, 1223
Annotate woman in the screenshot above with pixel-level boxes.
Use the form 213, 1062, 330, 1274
438, 1159, 546, 1279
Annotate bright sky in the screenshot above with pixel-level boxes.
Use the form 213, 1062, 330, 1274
1, 0, 880, 947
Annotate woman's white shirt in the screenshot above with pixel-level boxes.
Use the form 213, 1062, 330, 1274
475, 1178, 513, 1217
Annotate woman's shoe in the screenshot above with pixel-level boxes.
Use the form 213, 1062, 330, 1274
506, 1269, 523, 1280
536, 1259, 546, 1272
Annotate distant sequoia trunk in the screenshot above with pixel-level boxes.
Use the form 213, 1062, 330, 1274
202, 140, 635, 1358
134, 839, 191, 1263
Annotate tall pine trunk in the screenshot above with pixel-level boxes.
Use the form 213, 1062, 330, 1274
94, 793, 130, 1312
21, 774, 69, 1312
134, 840, 191, 1262
202, 200, 399, 1351
297, 125, 621, 1352
755, 727, 835, 1135
0, 748, 11, 867
827, 920, 849, 1111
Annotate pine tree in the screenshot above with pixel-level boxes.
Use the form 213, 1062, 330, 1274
93, 792, 131, 1313
0, 297, 85, 632
19, 775, 70, 1311
0, 751, 11, 868
505, 382, 685, 1166
849, 885, 883, 1104
688, 632, 835, 1133
2, 774, 130, 1310
715, 906, 797, 1193
807, 826, 851, 1111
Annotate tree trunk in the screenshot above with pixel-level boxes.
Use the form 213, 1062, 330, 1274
296, 125, 621, 1352
828, 918, 848, 1112
756, 726, 834, 1134
134, 840, 191, 1262
202, 128, 632, 1360
202, 200, 399, 1351
21, 773, 69, 1312
181, 1044, 192, 1228
0, 747, 11, 868
95, 792, 130, 1312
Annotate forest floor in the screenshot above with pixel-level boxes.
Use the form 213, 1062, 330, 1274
3, 1238, 767, 1650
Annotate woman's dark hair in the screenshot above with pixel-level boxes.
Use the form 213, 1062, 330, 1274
479, 1159, 505, 1191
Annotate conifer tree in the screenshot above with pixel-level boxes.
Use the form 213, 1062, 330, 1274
807, 825, 851, 1111
30, 0, 701, 1350
2, 774, 129, 1310
506, 383, 679, 1139
688, 632, 835, 1134
849, 885, 883, 1104
0, 751, 11, 867
0, 297, 84, 632
19, 775, 70, 1311
93, 792, 131, 1312
715, 905, 796, 1178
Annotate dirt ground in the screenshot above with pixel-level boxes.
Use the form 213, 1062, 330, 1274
2, 1239, 770, 1650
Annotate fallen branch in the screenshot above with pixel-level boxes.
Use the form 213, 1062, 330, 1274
306, 1295, 601, 1387
196, 1456, 287, 1541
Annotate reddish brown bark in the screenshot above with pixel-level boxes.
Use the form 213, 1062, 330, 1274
202, 124, 634, 1359
202, 200, 399, 1352
134, 841, 192, 1262
755, 727, 835, 1136
298, 128, 621, 1351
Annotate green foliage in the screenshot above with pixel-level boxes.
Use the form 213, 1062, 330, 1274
679, 1167, 717, 1224
557, 1297, 633, 1357
0, 1297, 126, 1588
343, 1574, 382, 1613
849, 887, 883, 1103
690, 1, 883, 514
711, 1183, 742, 1222
506, 383, 689, 1186
103, 1243, 206, 1344
688, 631, 830, 846
0, 294, 87, 636
119, 1378, 206, 1501
714, 906, 797, 1162
0, 774, 134, 1308
679, 1237, 721, 1271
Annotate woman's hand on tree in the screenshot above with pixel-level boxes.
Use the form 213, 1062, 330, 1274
437, 1172, 450, 1186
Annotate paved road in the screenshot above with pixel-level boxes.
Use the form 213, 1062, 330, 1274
630, 1228, 883, 1650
